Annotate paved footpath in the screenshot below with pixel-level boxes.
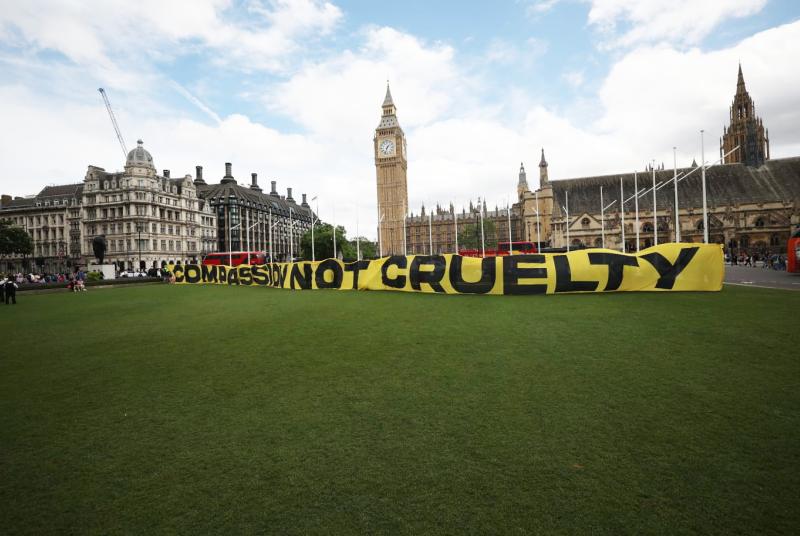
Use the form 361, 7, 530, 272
724, 264, 800, 291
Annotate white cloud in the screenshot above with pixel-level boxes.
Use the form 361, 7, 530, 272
0, 0, 343, 78
1, 4, 798, 243
587, 0, 768, 48
562, 70, 585, 88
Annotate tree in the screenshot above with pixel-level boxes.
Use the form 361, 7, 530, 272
350, 237, 378, 259
0, 219, 33, 256
300, 223, 355, 261
459, 220, 497, 249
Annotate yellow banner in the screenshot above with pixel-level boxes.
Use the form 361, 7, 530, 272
168, 243, 723, 295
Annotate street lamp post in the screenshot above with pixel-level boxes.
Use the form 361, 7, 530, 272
136, 221, 143, 270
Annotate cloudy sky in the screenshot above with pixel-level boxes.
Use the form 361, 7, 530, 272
1, 0, 799, 238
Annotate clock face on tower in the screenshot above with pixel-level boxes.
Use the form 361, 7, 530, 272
379, 139, 396, 156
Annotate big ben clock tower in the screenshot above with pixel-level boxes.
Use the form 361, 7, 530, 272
374, 82, 408, 255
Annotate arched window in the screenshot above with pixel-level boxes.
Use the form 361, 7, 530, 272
770, 234, 781, 246
739, 235, 750, 247
594, 237, 603, 247
571, 238, 583, 247
696, 220, 704, 231
754, 217, 765, 228
581, 217, 590, 227
642, 222, 654, 233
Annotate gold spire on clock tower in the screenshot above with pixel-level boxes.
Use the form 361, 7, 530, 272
374, 82, 408, 255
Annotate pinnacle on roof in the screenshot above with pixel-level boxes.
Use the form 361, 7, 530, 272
382, 81, 394, 107
736, 62, 747, 93
539, 148, 548, 167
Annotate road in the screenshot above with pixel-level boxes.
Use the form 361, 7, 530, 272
724, 264, 800, 291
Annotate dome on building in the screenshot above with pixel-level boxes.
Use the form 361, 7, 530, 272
126, 139, 154, 168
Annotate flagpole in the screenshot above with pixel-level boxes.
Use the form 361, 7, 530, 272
428, 212, 433, 255
332, 204, 337, 259
565, 190, 570, 252
701, 129, 708, 244
652, 160, 658, 246
311, 196, 318, 262
403, 201, 407, 256
673, 147, 680, 243
535, 190, 541, 252
289, 207, 293, 261
453, 207, 458, 254
479, 198, 485, 257
356, 206, 361, 261
634, 171, 640, 252
268, 208, 273, 263
620, 177, 625, 252
600, 185, 605, 249
227, 208, 232, 266
377, 207, 383, 258
507, 201, 512, 253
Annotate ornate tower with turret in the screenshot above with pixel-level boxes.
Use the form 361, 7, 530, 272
374, 83, 408, 255
517, 163, 528, 197
539, 148, 549, 186
721, 64, 770, 166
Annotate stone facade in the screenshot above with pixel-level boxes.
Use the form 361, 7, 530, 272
721, 64, 770, 166
397, 66, 798, 256
195, 163, 313, 262
374, 84, 409, 256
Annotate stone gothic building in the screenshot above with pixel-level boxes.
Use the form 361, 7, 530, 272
388, 65, 799, 257
1, 141, 313, 272
721, 64, 770, 166
374, 83, 409, 255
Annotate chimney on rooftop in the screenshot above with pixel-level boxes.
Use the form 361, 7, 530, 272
270, 180, 278, 197
286, 188, 294, 202
194, 165, 206, 185
250, 173, 262, 192
221, 162, 236, 184
163, 169, 170, 178
301, 193, 308, 207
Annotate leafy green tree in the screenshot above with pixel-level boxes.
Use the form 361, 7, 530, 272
300, 223, 355, 261
459, 220, 497, 249
0, 219, 34, 256
350, 237, 378, 259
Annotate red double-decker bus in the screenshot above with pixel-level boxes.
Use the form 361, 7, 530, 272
459, 241, 540, 257
788, 228, 800, 273
202, 252, 267, 266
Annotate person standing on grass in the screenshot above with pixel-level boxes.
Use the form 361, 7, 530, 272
4, 274, 18, 305
0, 274, 6, 304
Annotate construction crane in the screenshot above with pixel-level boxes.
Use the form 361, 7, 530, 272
98, 87, 128, 159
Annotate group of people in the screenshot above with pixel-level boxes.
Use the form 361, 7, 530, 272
726, 251, 788, 270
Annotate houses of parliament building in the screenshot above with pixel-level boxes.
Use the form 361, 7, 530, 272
378, 66, 799, 256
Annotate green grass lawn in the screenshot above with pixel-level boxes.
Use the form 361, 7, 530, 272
1, 284, 798, 535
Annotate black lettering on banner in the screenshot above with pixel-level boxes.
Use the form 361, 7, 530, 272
202, 264, 218, 283
173, 264, 185, 283
449, 255, 496, 294
409, 255, 446, 292
588, 252, 639, 291
640, 247, 699, 290
251, 265, 268, 286
290, 263, 312, 290
344, 260, 371, 290
381, 256, 407, 289
238, 266, 252, 286
227, 267, 239, 285
554, 254, 599, 293
184, 264, 201, 284
315, 259, 344, 289
218, 266, 228, 284
502, 255, 547, 295
276, 264, 288, 288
